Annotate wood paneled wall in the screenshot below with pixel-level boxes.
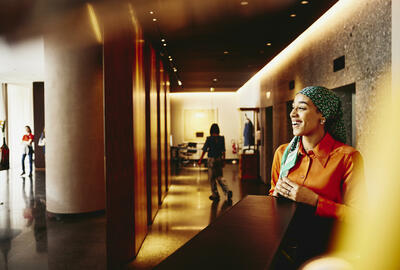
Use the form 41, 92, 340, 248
104, 20, 135, 267
145, 43, 160, 224
104, 6, 147, 268
165, 74, 171, 191
33, 81, 45, 169
157, 60, 167, 204
132, 16, 148, 255
103, 4, 173, 267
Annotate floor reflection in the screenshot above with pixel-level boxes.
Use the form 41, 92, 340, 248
0, 170, 48, 270
0, 163, 268, 270
0, 169, 106, 270
126, 163, 268, 270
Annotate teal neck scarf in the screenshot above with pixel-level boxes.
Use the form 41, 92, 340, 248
279, 86, 346, 180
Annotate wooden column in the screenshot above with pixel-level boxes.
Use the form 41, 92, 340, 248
132, 15, 147, 254
104, 4, 147, 267
165, 74, 171, 191
145, 43, 160, 224
33, 81, 45, 169
157, 60, 166, 204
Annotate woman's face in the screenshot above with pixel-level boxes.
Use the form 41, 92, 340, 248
25, 126, 30, 133
290, 94, 324, 137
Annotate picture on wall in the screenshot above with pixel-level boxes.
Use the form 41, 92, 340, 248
183, 109, 217, 142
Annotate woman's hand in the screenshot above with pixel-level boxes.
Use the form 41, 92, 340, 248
275, 177, 319, 207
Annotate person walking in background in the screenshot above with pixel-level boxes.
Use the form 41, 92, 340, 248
21, 125, 34, 176
198, 123, 233, 202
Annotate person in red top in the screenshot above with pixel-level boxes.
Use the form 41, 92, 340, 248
270, 86, 365, 220
21, 125, 34, 176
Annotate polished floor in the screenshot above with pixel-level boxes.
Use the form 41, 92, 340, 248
126, 163, 268, 270
0, 169, 106, 270
0, 163, 268, 270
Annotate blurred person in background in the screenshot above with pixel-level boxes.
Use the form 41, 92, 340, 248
21, 125, 34, 177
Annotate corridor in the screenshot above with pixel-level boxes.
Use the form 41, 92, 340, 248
127, 164, 268, 269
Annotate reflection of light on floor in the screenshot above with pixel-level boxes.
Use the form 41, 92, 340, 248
301, 256, 353, 270
170, 226, 207, 231
128, 165, 244, 269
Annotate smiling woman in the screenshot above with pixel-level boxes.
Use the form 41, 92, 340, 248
270, 86, 365, 220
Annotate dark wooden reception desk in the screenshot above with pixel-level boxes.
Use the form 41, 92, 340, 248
154, 195, 299, 270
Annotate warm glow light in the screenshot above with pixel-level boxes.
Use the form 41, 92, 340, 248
170, 92, 236, 98
153, 18, 157, 21
173, 67, 177, 72
195, 112, 205, 118
240, 1, 249, 6
223, 51, 229, 54
178, 80, 182, 86
266, 91, 271, 99
86, 3, 102, 43
171, 226, 207, 231
290, 13, 297, 17
266, 42, 272, 46
238, 0, 361, 102
169, 58, 173, 61
163, 43, 167, 47
213, 78, 218, 82
161, 38, 166, 42
149, 11, 154, 14
301, 256, 353, 270
301, 0, 309, 4
210, 87, 215, 92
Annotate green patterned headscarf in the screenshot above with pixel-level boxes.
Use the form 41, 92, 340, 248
299, 86, 346, 143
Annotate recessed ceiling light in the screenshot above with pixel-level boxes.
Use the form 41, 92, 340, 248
161, 38, 166, 42
178, 80, 182, 86
210, 87, 215, 92
223, 51, 229, 54
240, 1, 249, 6
152, 18, 157, 21
169, 58, 173, 61
266, 42, 272, 46
163, 43, 167, 46
301, 0, 309, 4
149, 11, 154, 14
213, 78, 218, 82
290, 14, 296, 18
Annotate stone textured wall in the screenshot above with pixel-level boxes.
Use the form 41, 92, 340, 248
239, 0, 391, 155
238, 0, 391, 183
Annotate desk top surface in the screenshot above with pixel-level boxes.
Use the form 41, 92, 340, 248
155, 195, 297, 270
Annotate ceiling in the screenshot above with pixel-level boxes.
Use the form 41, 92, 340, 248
135, 0, 339, 92
0, 0, 338, 92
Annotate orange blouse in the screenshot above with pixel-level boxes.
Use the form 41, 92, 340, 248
269, 132, 365, 220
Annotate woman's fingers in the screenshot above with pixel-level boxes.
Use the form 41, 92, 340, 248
275, 180, 291, 197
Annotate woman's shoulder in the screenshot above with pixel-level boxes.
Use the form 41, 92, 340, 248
332, 141, 360, 157
276, 143, 290, 154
